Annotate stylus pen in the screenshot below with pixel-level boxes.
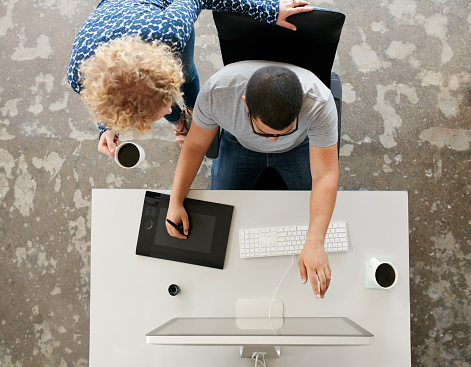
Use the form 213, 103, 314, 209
166, 219, 185, 235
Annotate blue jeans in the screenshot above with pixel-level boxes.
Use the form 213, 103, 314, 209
211, 131, 312, 190
166, 27, 200, 123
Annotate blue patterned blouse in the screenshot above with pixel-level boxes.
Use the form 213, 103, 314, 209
67, 0, 279, 94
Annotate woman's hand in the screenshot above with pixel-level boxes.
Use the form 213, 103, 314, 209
277, 0, 314, 31
98, 130, 119, 157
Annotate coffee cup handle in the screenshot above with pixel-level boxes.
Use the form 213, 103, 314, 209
370, 257, 380, 268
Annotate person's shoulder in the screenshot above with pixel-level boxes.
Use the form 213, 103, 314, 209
285, 66, 331, 101
213, 60, 269, 77
279, 64, 326, 88
204, 61, 264, 89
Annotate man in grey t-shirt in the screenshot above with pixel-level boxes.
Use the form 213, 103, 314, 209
166, 61, 339, 299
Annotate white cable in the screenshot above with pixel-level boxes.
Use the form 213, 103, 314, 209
268, 254, 295, 335
251, 352, 267, 367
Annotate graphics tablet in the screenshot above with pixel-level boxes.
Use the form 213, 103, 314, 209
136, 191, 234, 269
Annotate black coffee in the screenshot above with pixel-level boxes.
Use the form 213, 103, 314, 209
375, 263, 396, 288
117, 144, 140, 167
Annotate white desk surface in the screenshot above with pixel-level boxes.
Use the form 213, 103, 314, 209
90, 189, 410, 366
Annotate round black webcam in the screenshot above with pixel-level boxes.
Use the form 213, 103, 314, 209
168, 284, 180, 296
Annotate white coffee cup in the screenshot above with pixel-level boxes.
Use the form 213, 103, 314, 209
366, 257, 398, 289
114, 142, 145, 169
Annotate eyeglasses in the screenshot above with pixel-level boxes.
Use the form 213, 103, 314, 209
248, 111, 298, 138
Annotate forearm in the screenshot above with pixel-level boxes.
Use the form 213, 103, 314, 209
306, 170, 339, 248
169, 144, 206, 206
305, 143, 339, 248
202, 0, 279, 24
169, 124, 216, 206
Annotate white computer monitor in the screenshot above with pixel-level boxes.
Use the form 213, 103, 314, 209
146, 317, 374, 358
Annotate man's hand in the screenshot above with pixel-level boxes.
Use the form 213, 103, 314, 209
277, 0, 314, 31
166, 204, 189, 239
298, 244, 331, 299
98, 130, 119, 157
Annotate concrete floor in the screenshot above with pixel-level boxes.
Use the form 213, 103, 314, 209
1, 0, 470, 366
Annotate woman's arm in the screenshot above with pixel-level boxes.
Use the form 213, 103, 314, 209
159, 0, 313, 52
203, 0, 313, 29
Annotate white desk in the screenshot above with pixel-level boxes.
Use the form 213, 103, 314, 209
90, 190, 410, 366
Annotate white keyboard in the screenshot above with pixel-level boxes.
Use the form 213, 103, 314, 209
239, 222, 348, 258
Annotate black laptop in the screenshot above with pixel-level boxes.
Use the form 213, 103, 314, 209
136, 191, 234, 269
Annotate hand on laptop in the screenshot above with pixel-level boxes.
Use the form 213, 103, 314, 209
298, 245, 331, 299
166, 204, 189, 239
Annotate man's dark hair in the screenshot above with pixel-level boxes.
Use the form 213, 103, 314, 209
245, 66, 303, 130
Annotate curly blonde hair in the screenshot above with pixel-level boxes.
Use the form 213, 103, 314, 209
80, 36, 183, 133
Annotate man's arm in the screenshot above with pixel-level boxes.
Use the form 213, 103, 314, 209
298, 143, 339, 299
166, 122, 218, 239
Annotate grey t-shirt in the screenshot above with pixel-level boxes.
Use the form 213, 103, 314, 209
193, 60, 338, 153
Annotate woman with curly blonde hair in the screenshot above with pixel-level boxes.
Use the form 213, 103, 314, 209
67, 0, 312, 156
81, 37, 183, 133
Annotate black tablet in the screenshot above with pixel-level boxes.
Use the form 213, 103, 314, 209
136, 191, 234, 269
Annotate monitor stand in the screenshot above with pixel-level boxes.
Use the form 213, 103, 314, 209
236, 298, 284, 359
240, 346, 281, 358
